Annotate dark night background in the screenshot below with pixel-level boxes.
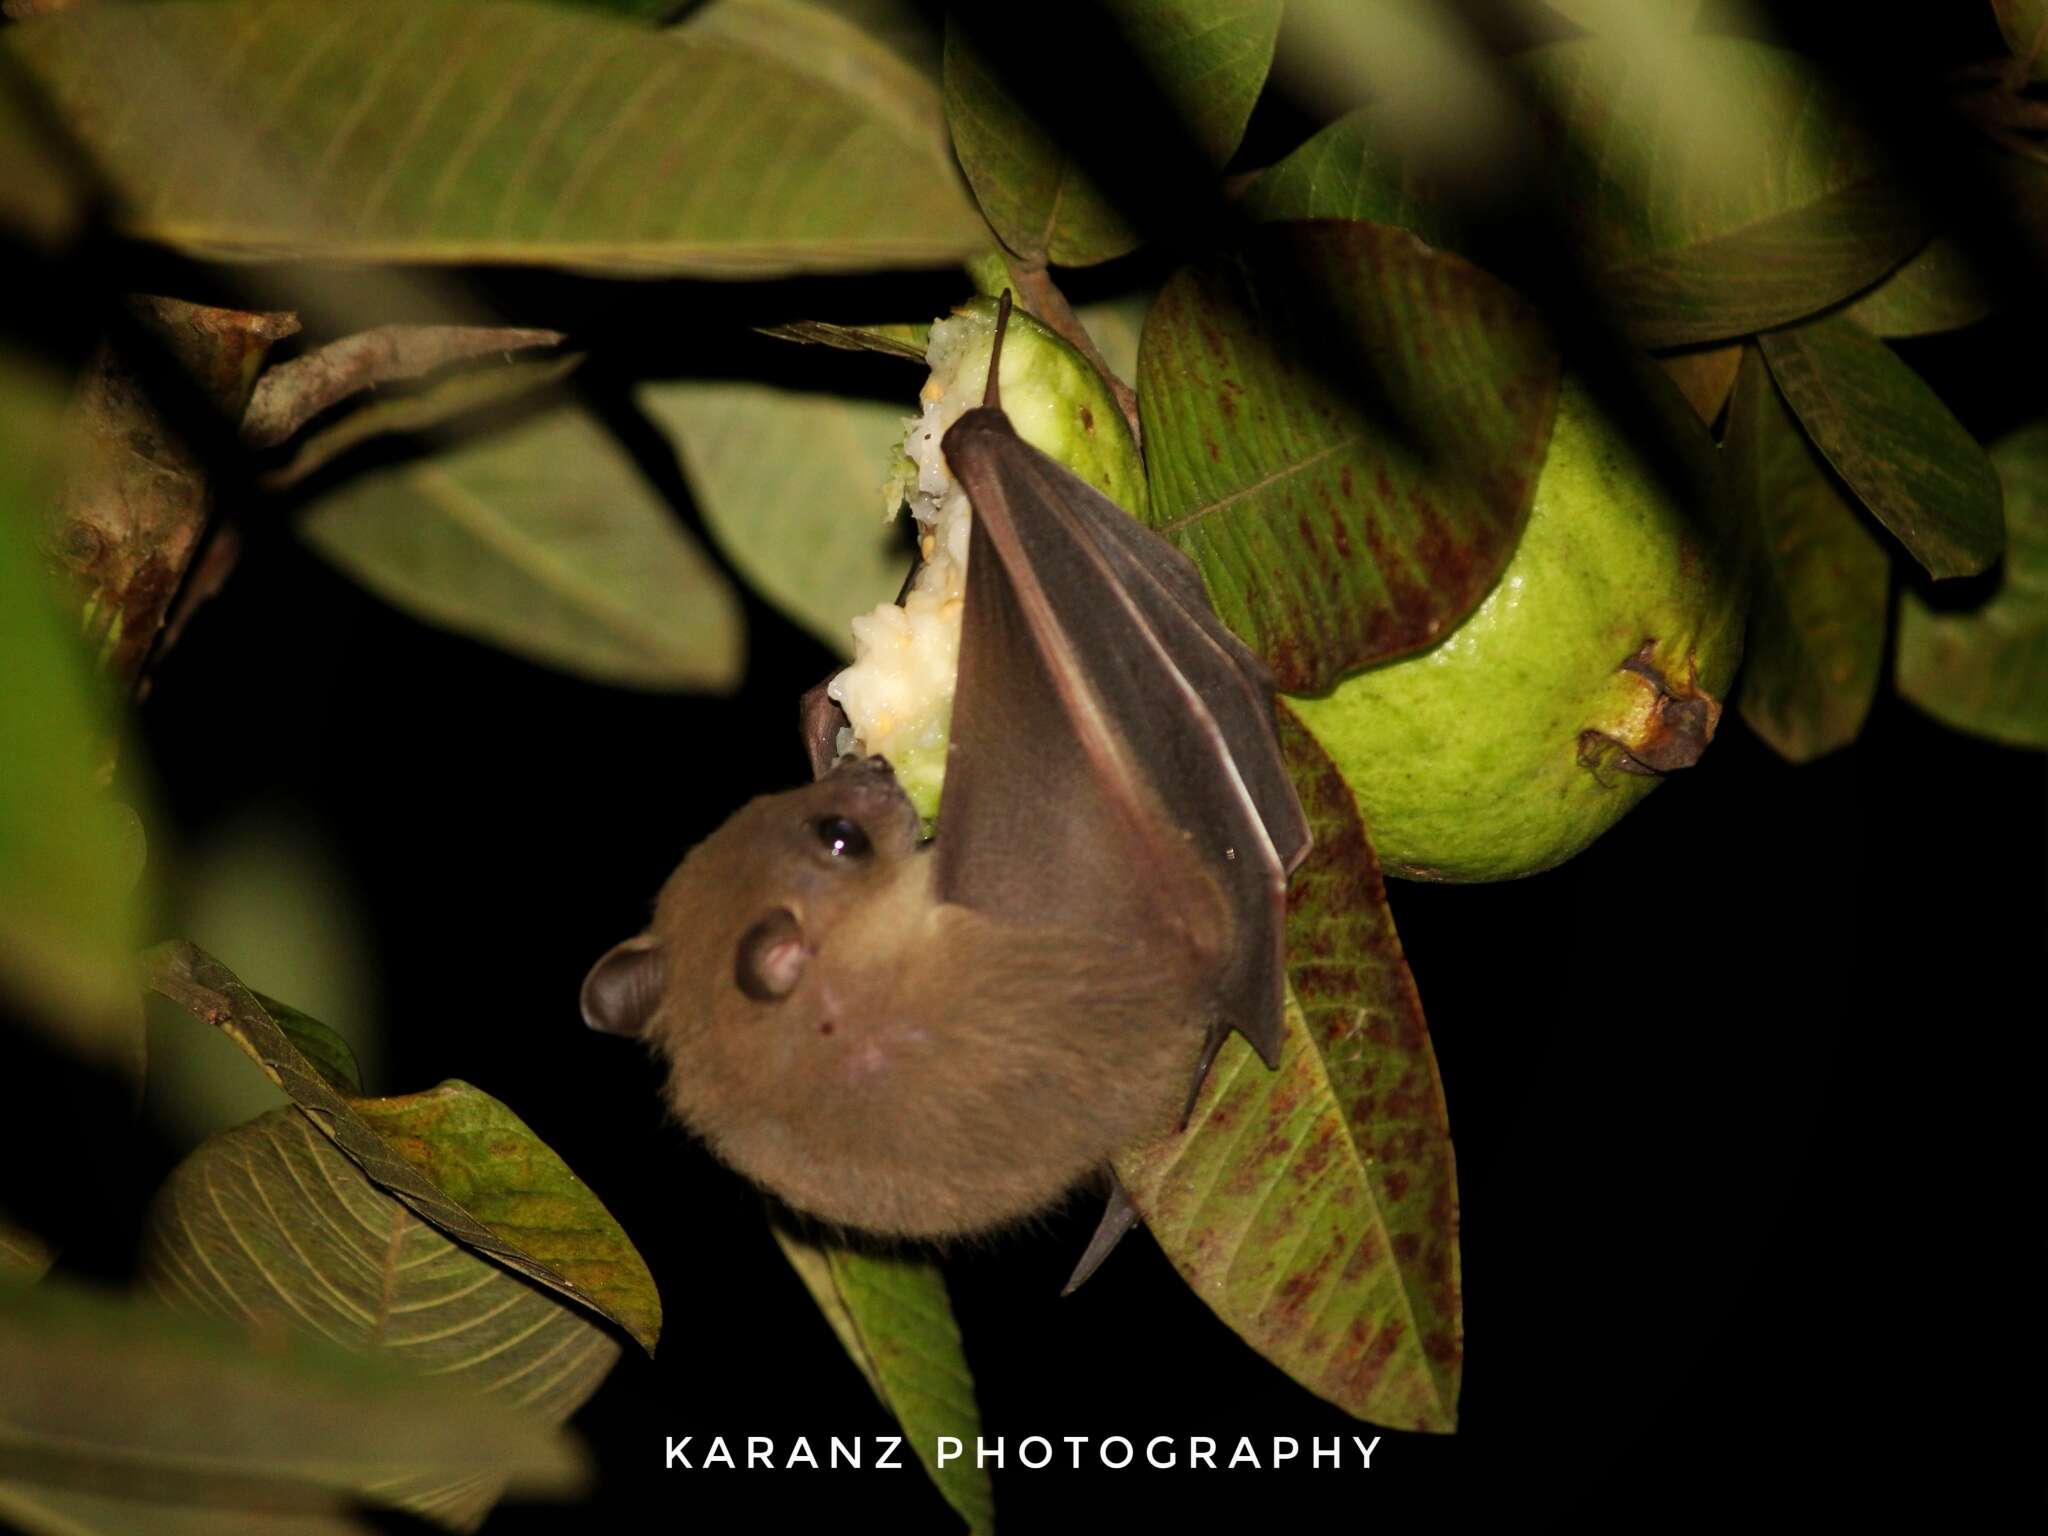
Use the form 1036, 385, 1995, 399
3, 0, 2044, 1529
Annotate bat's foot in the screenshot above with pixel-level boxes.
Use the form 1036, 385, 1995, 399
1062, 1171, 1142, 1294
1179, 1018, 1234, 1129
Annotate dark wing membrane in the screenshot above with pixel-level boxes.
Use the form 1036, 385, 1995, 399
1056, 466, 1311, 879
938, 407, 1297, 1066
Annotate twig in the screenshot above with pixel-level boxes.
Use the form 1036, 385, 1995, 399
241, 324, 566, 448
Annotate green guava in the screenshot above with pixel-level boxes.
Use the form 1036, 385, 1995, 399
1290, 372, 1746, 882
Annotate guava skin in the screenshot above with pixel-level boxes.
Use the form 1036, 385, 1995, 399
1291, 373, 1745, 882
931, 296, 1146, 517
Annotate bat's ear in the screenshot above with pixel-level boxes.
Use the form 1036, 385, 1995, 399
581, 935, 667, 1038
734, 908, 808, 1001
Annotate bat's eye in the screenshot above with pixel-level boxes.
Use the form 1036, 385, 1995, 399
814, 816, 871, 858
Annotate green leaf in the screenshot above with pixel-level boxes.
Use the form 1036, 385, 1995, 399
7, 0, 985, 275
560, 0, 684, 18
349, 1085, 662, 1353
1898, 421, 2048, 748
1119, 707, 1460, 1432
1239, 108, 1459, 248
0, 60, 85, 249
140, 943, 662, 1356
298, 402, 742, 693
0, 1216, 54, 1288
0, 351, 147, 1067
644, 380, 912, 655
1521, 36, 1925, 345
1545, 0, 1704, 25
683, 0, 956, 178
142, 1107, 626, 1530
149, 815, 382, 1147
1657, 343, 1742, 428
1724, 349, 1889, 762
252, 995, 365, 1096
944, 0, 1282, 266
771, 1227, 991, 1532
0, 1482, 383, 1536
0, 1280, 586, 1521
1842, 236, 1993, 338
1992, 1, 2048, 81
754, 320, 930, 363
1758, 314, 2004, 579
1137, 219, 1560, 693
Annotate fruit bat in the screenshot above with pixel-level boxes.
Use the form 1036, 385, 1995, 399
583, 295, 1309, 1281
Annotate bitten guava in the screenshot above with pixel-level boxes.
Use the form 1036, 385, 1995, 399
830, 296, 1143, 820
1291, 372, 1745, 882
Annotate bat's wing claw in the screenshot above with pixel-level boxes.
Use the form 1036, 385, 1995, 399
797, 676, 849, 781
1062, 1173, 1143, 1294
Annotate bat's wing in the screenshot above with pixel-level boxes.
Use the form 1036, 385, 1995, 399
937, 406, 1307, 1067
1057, 467, 1311, 881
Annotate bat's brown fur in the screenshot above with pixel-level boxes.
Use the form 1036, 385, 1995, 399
639, 762, 1221, 1238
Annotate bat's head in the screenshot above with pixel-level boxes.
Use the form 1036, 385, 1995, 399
579, 756, 922, 1043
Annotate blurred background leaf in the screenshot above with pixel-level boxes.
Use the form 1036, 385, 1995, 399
1269, 0, 1521, 191
1073, 295, 1150, 392
1241, 107, 1461, 247
683, 0, 956, 179
7, 0, 985, 275
1724, 348, 1890, 762
145, 811, 381, 1149
1992, 0, 2048, 82
0, 350, 150, 1068
1842, 236, 1994, 338
298, 402, 744, 693
0, 1213, 55, 1288
644, 381, 912, 655
1544, 0, 1704, 29
944, 0, 1281, 266
0, 57, 84, 249
1897, 420, 2048, 747
1520, 36, 1926, 345
1758, 314, 2004, 579
0, 1485, 382, 1536
0, 1280, 588, 1528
